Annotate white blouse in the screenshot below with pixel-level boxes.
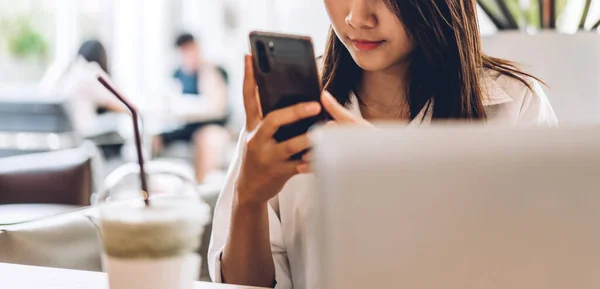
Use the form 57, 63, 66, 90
208, 70, 558, 289
40, 56, 121, 137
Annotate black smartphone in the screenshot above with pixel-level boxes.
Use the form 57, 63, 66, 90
249, 31, 328, 159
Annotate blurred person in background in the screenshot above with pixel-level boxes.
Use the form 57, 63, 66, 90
39, 40, 125, 144
154, 33, 230, 184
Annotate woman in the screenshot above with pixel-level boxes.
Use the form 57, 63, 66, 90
209, 1, 557, 288
40, 40, 124, 138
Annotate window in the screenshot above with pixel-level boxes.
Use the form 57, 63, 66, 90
0, 0, 57, 83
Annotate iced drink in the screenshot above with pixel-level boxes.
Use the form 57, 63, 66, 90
99, 195, 209, 289
96, 76, 209, 289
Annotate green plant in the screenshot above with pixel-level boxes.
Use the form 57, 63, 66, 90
1, 16, 48, 59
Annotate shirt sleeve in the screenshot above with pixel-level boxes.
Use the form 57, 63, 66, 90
208, 129, 293, 289
517, 79, 558, 126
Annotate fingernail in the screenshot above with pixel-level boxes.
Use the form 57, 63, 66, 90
323, 91, 335, 102
302, 153, 312, 162
305, 103, 321, 113
297, 164, 309, 173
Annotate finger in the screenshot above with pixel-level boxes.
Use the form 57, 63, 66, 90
324, 121, 337, 127
274, 134, 312, 160
278, 161, 305, 177
301, 151, 312, 162
321, 91, 356, 123
297, 162, 312, 174
243, 55, 262, 131
257, 102, 321, 141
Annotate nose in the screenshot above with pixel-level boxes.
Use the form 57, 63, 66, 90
345, 0, 377, 29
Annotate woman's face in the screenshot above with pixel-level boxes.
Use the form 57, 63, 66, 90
324, 0, 413, 72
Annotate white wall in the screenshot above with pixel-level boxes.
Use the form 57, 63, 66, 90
112, 0, 175, 109
180, 0, 226, 63
276, 0, 331, 55
140, 0, 173, 110
111, 0, 143, 102
217, 0, 281, 129
54, 0, 78, 64
482, 32, 600, 124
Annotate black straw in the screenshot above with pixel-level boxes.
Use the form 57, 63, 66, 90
97, 76, 150, 206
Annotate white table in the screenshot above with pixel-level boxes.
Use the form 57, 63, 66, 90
0, 263, 261, 289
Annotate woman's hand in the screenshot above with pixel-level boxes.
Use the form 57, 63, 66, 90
300, 90, 374, 166
236, 55, 322, 207
321, 90, 373, 126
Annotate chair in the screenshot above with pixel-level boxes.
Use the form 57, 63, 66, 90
0, 141, 101, 207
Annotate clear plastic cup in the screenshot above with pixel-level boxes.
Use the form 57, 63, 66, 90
97, 161, 210, 289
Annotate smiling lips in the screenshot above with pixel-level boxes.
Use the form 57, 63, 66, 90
351, 39, 385, 51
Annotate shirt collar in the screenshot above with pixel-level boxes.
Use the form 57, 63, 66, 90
480, 70, 514, 106
346, 70, 514, 125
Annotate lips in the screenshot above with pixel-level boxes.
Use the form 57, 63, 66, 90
350, 39, 385, 51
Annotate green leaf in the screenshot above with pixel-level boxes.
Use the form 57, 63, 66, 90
1, 15, 48, 59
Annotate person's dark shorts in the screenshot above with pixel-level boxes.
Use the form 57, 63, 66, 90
160, 119, 227, 145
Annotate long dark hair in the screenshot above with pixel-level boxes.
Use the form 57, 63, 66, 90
78, 40, 109, 75
321, 0, 539, 120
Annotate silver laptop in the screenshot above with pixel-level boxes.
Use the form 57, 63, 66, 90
310, 125, 600, 289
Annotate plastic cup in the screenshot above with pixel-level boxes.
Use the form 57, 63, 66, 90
99, 193, 209, 289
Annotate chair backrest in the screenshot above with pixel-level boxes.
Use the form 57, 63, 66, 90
0, 141, 99, 206
0, 206, 102, 271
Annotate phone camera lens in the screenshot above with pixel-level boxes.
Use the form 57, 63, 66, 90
256, 40, 271, 73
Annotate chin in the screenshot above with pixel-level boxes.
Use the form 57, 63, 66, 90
349, 52, 393, 72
